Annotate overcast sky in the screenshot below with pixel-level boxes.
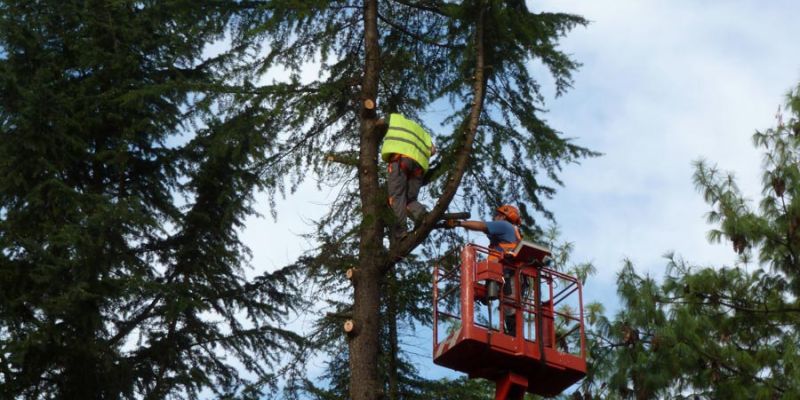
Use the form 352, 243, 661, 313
537, 0, 800, 286
238, 0, 800, 382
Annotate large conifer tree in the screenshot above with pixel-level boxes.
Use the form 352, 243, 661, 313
228, 1, 593, 399
0, 1, 301, 398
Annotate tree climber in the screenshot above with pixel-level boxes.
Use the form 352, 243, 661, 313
446, 204, 523, 335
380, 113, 436, 240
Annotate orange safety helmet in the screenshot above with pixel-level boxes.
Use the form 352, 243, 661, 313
496, 204, 521, 225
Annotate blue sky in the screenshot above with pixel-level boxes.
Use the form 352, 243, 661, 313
238, 0, 800, 384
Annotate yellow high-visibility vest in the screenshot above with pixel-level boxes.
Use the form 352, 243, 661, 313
380, 113, 433, 171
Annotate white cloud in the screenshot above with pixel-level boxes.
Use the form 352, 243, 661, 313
534, 0, 800, 300
241, 183, 330, 275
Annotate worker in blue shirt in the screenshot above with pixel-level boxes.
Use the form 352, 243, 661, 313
446, 204, 523, 335
446, 204, 522, 255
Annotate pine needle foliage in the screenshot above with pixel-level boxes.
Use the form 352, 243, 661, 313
226, 1, 594, 398
0, 1, 303, 398
230, 0, 595, 227
579, 85, 800, 399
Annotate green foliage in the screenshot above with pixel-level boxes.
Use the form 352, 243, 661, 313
0, 0, 595, 398
414, 376, 495, 399
0, 1, 302, 398
581, 84, 800, 399
452, 2, 597, 223
219, 1, 595, 398
229, 0, 595, 226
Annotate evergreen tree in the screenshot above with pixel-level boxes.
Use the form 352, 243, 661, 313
0, 1, 301, 398
580, 84, 800, 399
229, 1, 592, 398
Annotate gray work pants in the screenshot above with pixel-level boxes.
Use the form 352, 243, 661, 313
503, 267, 517, 335
388, 156, 427, 235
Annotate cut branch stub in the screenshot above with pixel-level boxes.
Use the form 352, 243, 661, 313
344, 319, 357, 336
346, 267, 358, 281
361, 98, 377, 118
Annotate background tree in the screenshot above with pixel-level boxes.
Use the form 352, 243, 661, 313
0, 1, 302, 398
577, 84, 800, 399
229, 1, 593, 399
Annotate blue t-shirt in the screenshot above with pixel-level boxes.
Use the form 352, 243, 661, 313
485, 220, 519, 251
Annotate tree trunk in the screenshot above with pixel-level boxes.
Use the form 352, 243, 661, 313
63, 308, 102, 400
349, 0, 384, 399
349, 2, 491, 399
387, 272, 400, 400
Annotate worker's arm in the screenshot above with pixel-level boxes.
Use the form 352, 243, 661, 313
456, 220, 488, 233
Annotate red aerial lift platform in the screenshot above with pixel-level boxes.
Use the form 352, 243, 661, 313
433, 242, 587, 399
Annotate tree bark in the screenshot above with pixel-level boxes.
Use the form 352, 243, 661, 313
349, 2, 490, 399
349, 0, 384, 399
387, 272, 400, 400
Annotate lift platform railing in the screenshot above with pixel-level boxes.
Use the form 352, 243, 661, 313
434, 243, 586, 360
518, 267, 586, 359
433, 246, 464, 347
433, 243, 588, 399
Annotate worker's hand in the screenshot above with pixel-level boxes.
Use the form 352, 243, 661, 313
430, 144, 437, 156
444, 219, 461, 229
